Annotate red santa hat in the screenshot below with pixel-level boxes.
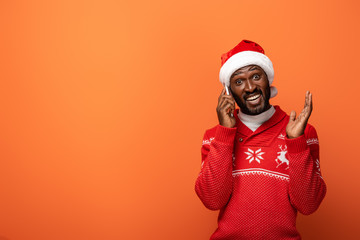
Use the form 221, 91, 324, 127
219, 40, 278, 98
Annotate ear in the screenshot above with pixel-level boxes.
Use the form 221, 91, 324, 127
270, 86, 278, 98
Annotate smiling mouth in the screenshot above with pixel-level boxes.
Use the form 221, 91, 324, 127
246, 94, 261, 101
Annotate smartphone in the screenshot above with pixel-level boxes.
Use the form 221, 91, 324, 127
225, 86, 234, 117
225, 86, 230, 95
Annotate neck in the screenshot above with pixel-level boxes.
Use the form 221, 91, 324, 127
238, 105, 275, 131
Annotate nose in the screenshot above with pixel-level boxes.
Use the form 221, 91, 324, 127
244, 79, 255, 93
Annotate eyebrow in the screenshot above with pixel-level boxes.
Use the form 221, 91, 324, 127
231, 66, 260, 77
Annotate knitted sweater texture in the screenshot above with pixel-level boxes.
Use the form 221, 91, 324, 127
195, 106, 326, 240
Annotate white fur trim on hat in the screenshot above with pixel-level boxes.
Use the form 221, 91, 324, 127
219, 51, 274, 87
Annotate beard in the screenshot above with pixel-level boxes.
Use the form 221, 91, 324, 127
232, 87, 271, 115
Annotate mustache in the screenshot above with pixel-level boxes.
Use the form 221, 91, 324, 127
243, 89, 262, 99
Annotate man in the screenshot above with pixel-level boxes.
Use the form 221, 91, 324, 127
195, 40, 326, 239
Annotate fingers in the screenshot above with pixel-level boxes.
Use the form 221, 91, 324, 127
221, 87, 226, 95
218, 87, 232, 100
218, 97, 235, 114
217, 88, 236, 127
217, 88, 235, 119
289, 110, 296, 122
220, 87, 232, 97
307, 92, 313, 116
219, 95, 235, 106
218, 88, 226, 101
304, 91, 313, 108
218, 87, 234, 106
223, 101, 235, 115
302, 91, 313, 119
304, 91, 309, 107
287, 92, 314, 138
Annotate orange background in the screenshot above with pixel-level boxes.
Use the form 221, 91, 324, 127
0, 0, 359, 239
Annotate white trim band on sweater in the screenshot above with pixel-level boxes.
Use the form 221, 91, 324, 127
232, 168, 290, 181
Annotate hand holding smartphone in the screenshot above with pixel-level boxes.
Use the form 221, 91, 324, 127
216, 86, 236, 128
225, 86, 234, 117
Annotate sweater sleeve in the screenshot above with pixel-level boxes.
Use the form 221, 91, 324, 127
285, 125, 327, 215
195, 125, 237, 210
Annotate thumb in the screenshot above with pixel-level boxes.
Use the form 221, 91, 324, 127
289, 110, 296, 122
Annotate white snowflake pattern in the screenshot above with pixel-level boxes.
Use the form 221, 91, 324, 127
277, 133, 286, 140
245, 148, 265, 164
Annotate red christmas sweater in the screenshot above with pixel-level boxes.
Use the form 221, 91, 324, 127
195, 106, 326, 240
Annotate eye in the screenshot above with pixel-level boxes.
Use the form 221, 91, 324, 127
253, 74, 260, 80
235, 79, 242, 85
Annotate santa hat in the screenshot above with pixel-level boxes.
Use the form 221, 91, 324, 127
219, 40, 278, 98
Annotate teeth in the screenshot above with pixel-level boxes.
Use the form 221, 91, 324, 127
247, 94, 261, 101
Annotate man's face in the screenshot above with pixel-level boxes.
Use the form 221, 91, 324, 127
229, 65, 271, 115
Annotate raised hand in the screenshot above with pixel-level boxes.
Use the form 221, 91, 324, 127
286, 91, 313, 139
217, 88, 236, 128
